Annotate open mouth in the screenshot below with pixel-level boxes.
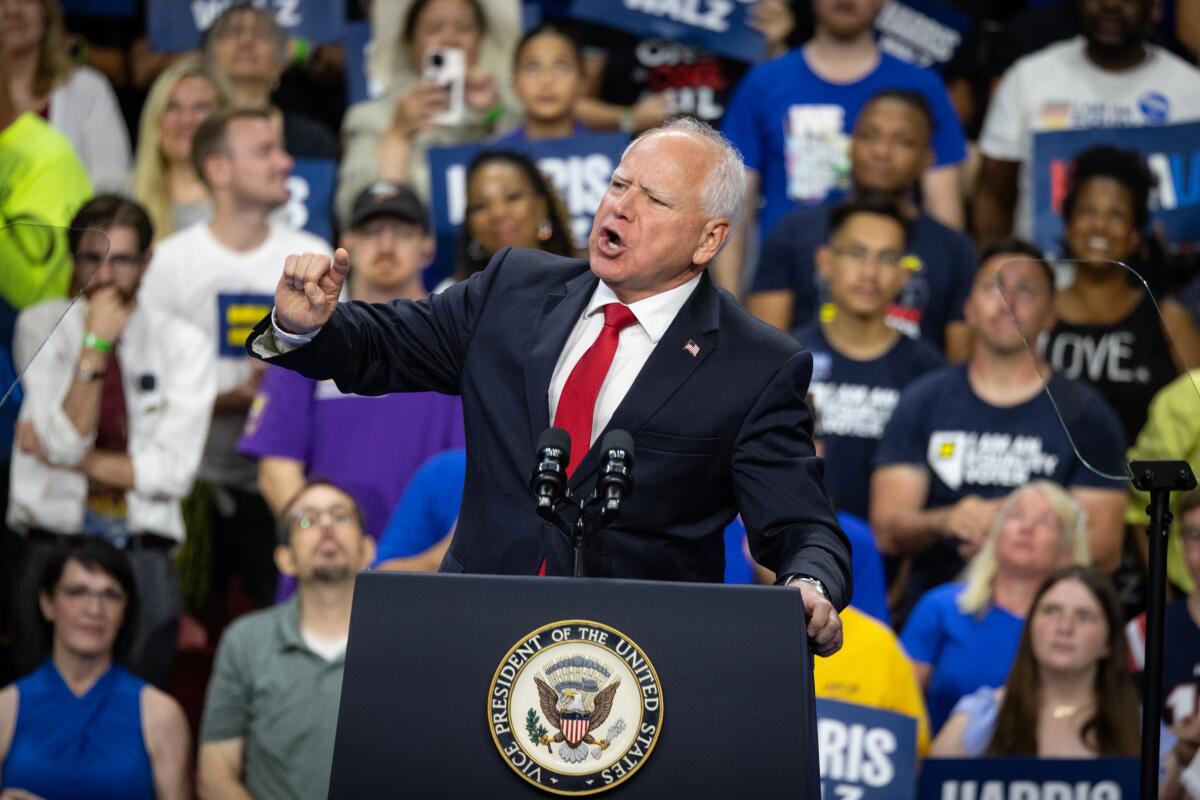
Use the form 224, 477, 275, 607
596, 226, 625, 258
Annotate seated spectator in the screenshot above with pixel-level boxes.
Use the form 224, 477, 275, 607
0, 0, 129, 190
9, 195, 215, 685
902, 481, 1091, 733
494, 24, 586, 144
451, 150, 576, 283
1043, 146, 1200, 442
814, 605, 931, 755
931, 565, 1140, 758
974, 0, 1200, 245
792, 197, 945, 520
749, 88, 976, 359
1126, 370, 1200, 594
717, 0, 967, 293
133, 59, 230, 242
239, 182, 465, 539
0, 537, 190, 799
204, 3, 337, 160
337, 0, 506, 226
198, 480, 375, 800
871, 240, 1127, 622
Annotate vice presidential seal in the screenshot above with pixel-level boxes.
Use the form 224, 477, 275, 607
487, 620, 663, 795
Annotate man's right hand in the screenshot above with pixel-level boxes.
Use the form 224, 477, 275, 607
277, 248, 350, 335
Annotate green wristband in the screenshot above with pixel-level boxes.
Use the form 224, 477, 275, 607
292, 36, 311, 67
83, 332, 113, 353
483, 104, 507, 128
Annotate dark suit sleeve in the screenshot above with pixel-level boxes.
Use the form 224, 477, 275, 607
731, 350, 853, 609
245, 248, 513, 396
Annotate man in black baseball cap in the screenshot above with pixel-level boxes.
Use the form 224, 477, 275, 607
343, 180, 434, 304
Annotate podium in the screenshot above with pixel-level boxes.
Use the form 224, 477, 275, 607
328, 571, 821, 797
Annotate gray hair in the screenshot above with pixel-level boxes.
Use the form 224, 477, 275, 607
623, 117, 747, 228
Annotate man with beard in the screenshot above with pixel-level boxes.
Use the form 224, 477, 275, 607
975, 0, 1200, 245
8, 195, 216, 684
198, 480, 375, 800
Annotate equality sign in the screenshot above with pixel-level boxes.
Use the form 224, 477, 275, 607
875, 0, 972, 70
426, 132, 629, 286
147, 0, 345, 53
918, 757, 1140, 799
567, 0, 765, 63
1032, 121, 1200, 256
816, 699, 919, 800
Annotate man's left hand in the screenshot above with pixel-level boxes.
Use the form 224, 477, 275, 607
790, 581, 843, 658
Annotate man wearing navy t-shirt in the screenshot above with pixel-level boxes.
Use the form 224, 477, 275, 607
793, 197, 943, 522
716, 0, 967, 295
748, 89, 976, 358
871, 239, 1127, 619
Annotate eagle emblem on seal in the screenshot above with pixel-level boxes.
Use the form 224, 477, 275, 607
533, 655, 622, 764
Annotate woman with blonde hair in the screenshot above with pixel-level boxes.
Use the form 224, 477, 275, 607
0, 0, 130, 189
901, 481, 1090, 735
132, 59, 230, 240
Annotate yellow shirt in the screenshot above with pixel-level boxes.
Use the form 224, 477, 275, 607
814, 606, 932, 755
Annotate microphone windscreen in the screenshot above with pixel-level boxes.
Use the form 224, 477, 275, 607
538, 427, 572, 462
600, 429, 634, 458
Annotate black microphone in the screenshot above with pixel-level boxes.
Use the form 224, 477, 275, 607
596, 430, 634, 514
530, 427, 571, 511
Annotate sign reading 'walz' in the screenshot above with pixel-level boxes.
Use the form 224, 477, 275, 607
147, 0, 345, 53
487, 620, 663, 795
568, 0, 765, 63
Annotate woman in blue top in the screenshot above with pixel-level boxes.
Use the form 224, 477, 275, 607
901, 481, 1092, 733
0, 538, 190, 799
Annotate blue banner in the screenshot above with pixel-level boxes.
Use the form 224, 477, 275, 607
343, 20, 380, 109
918, 758, 1140, 799
567, 0, 765, 63
425, 132, 629, 286
283, 158, 336, 244
816, 699, 919, 800
875, 0, 971, 69
1032, 121, 1200, 256
61, 0, 136, 15
216, 292, 274, 357
147, 0, 346, 53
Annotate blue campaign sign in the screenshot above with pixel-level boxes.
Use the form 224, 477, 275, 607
425, 132, 630, 286
283, 158, 336, 244
60, 0, 136, 15
216, 293, 274, 357
343, 20, 384, 109
1032, 122, 1200, 256
147, 0, 346, 53
875, 0, 972, 69
918, 757, 1140, 799
567, 0, 765, 64
816, 699, 919, 800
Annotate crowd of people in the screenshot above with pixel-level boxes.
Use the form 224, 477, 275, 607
1, 0, 1200, 797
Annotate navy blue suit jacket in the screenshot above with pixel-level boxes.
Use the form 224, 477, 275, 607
248, 248, 852, 608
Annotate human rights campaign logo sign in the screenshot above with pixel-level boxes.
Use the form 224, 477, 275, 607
816, 699, 918, 800
1033, 121, 1200, 256
918, 757, 1139, 799
568, 0, 765, 63
148, 0, 345, 53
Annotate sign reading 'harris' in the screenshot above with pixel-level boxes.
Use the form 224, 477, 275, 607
487, 620, 663, 795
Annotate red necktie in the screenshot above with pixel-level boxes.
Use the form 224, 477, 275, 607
554, 302, 639, 476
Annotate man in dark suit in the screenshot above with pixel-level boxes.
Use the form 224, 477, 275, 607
248, 118, 850, 655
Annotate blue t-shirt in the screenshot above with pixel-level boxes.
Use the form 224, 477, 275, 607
900, 582, 1024, 732
875, 365, 1126, 605
722, 47, 967, 241
838, 511, 890, 625
796, 321, 944, 519
1130, 598, 1200, 726
375, 449, 466, 564
756, 205, 976, 349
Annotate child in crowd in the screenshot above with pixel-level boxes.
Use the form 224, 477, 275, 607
496, 24, 587, 144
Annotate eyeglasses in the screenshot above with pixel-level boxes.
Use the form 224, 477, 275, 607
1181, 526, 1200, 543
290, 506, 358, 531
58, 584, 126, 606
830, 245, 904, 270
212, 22, 276, 42
75, 251, 145, 272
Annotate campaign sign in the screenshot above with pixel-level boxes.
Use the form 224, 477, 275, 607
216, 293, 274, 357
918, 757, 1140, 799
567, 0, 765, 63
425, 132, 629, 286
875, 0, 971, 69
1033, 121, 1200, 255
283, 158, 336, 244
816, 699, 919, 800
148, 0, 346, 53
343, 20, 386, 109
60, 0, 136, 16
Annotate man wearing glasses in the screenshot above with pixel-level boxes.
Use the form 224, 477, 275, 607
7, 194, 216, 686
199, 479, 375, 800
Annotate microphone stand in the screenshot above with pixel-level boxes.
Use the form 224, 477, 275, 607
1131, 459, 1196, 800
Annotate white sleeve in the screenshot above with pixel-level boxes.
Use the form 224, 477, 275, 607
977, 63, 1028, 163
17, 313, 92, 467
71, 69, 132, 192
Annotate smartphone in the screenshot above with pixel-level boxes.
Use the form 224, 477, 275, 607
422, 47, 465, 128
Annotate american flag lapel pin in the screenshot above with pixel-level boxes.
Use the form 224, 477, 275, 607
683, 339, 700, 357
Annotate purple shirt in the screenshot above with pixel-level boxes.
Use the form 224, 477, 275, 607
238, 365, 465, 538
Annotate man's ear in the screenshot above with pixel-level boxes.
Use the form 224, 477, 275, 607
275, 544, 298, 578
358, 536, 377, 571
420, 234, 436, 267
693, 218, 731, 267
815, 245, 834, 282
38, 590, 56, 625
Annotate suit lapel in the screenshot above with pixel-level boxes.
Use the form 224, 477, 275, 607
524, 270, 598, 443
569, 272, 722, 488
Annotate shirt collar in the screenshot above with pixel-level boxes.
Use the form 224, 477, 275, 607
586, 273, 703, 344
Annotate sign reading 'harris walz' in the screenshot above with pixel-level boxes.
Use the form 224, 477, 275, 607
488, 620, 663, 795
